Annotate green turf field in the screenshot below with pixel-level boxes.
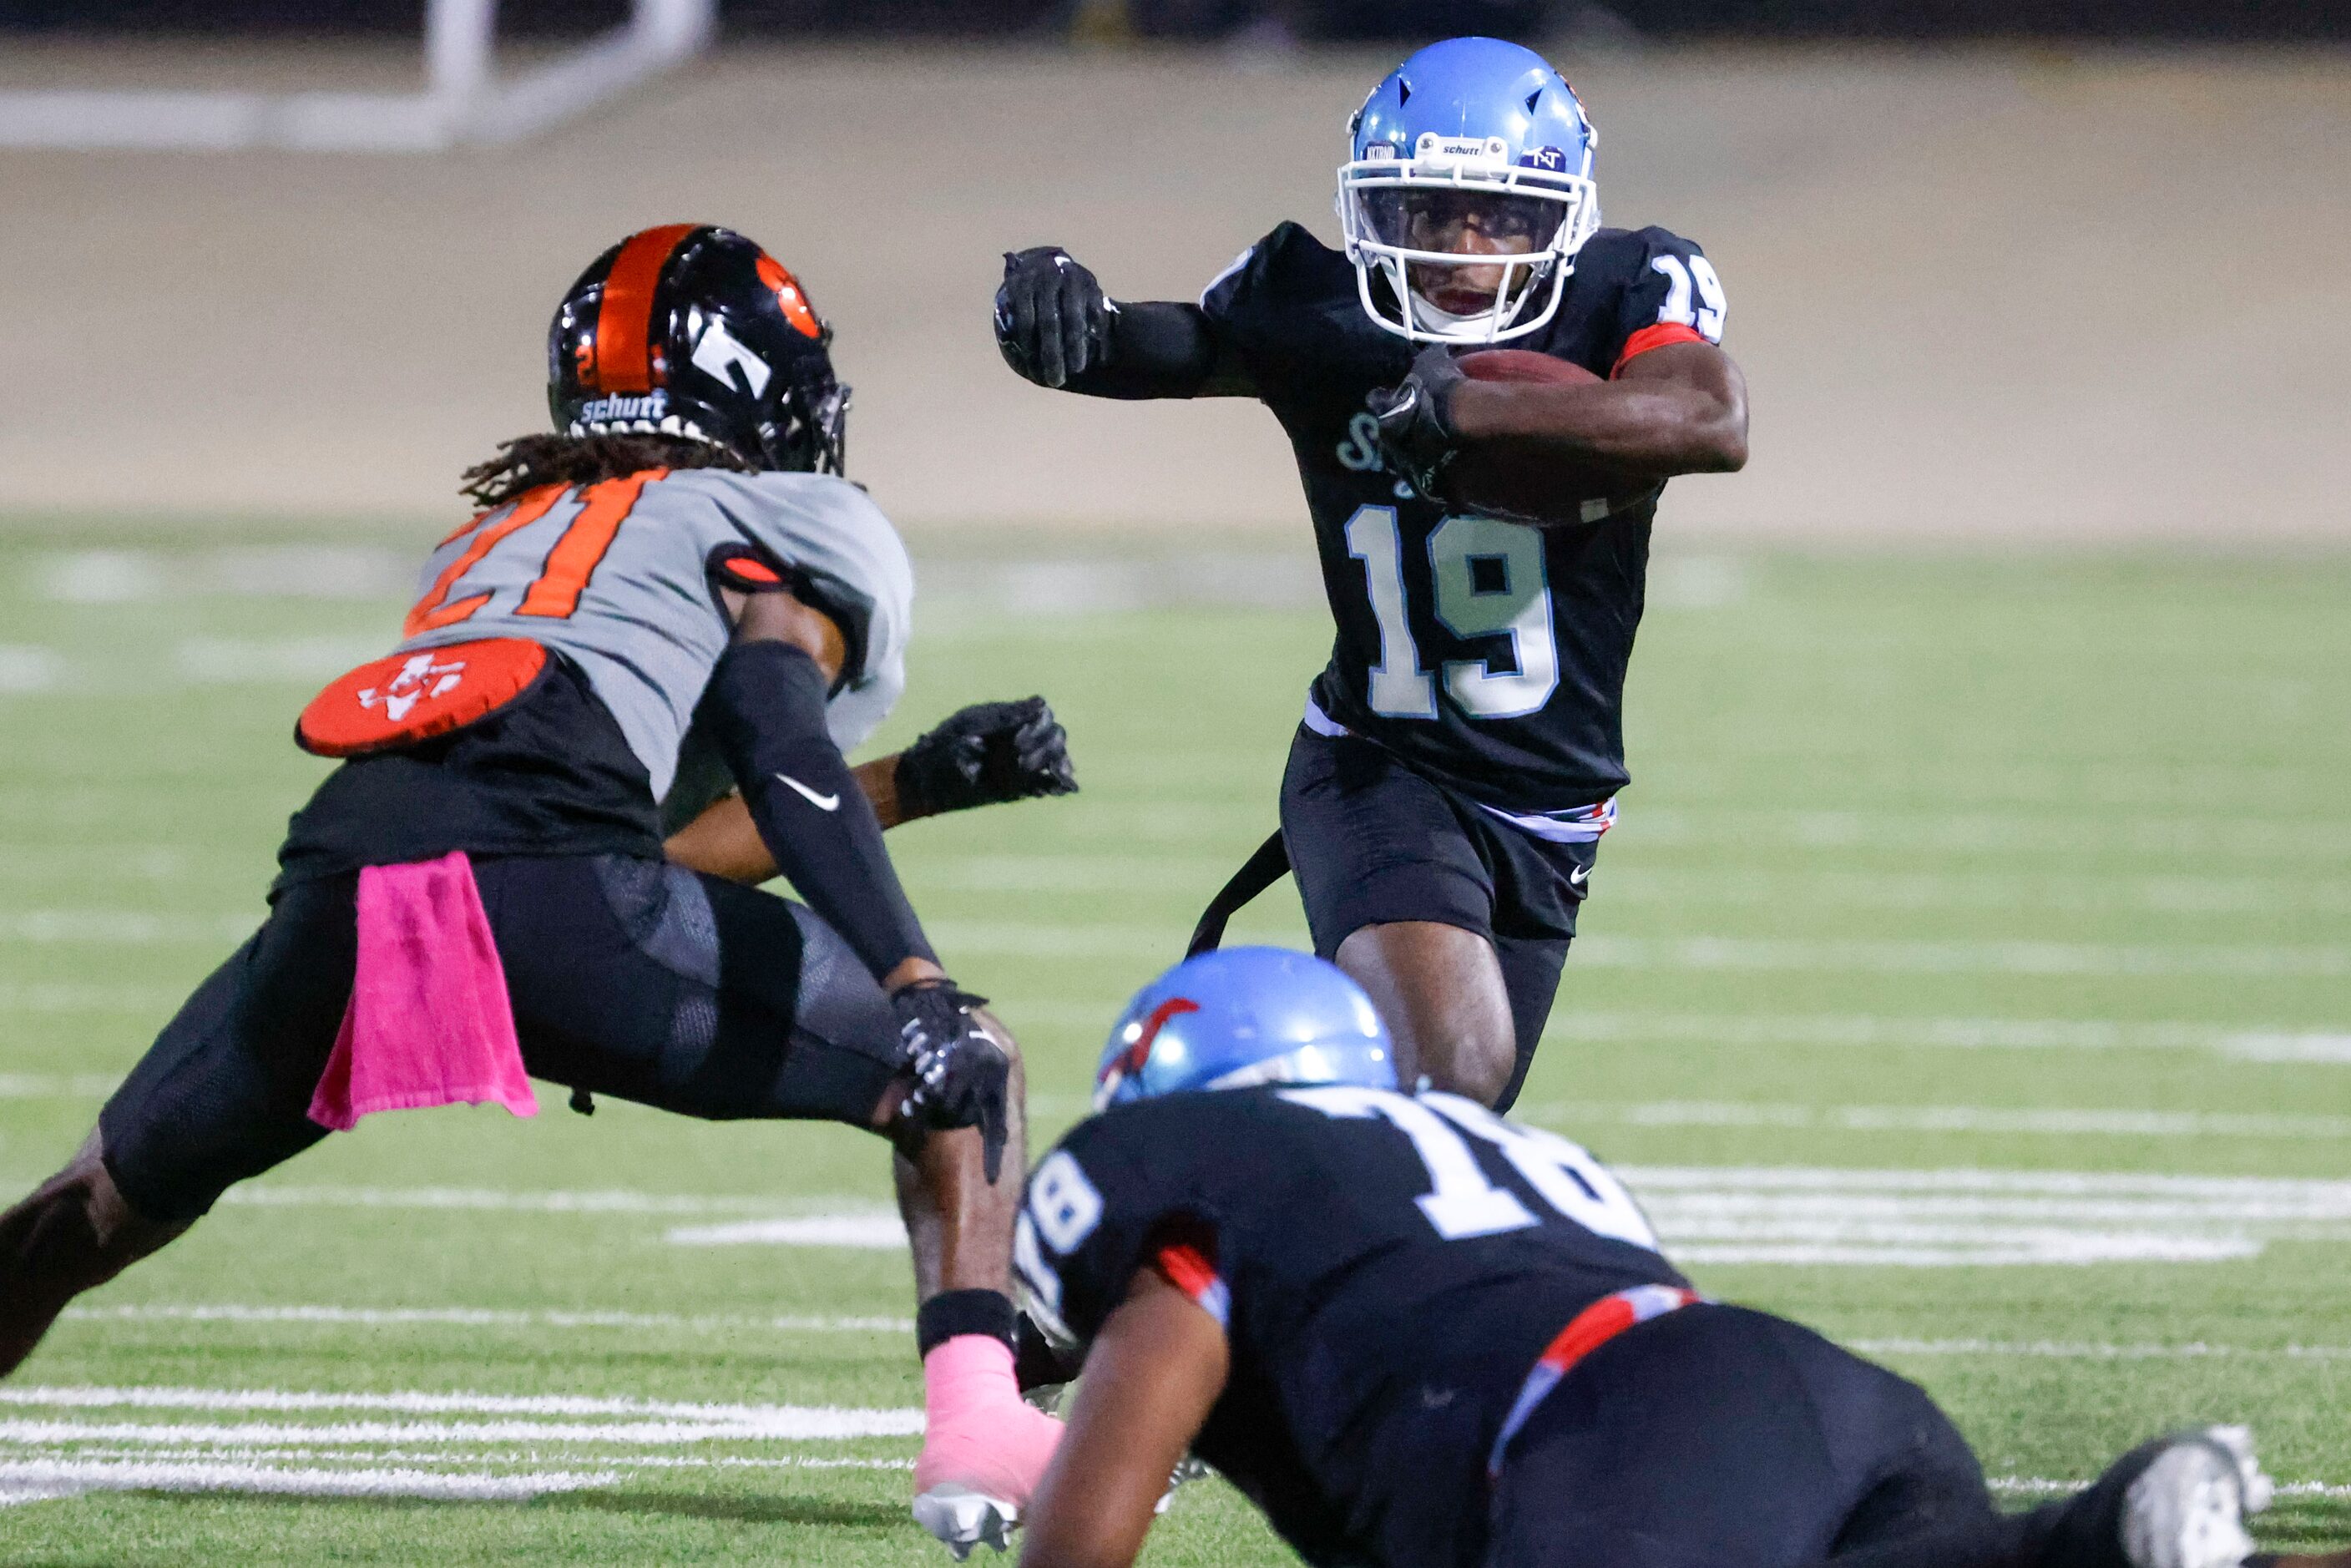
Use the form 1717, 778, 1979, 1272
0, 524, 2344, 1565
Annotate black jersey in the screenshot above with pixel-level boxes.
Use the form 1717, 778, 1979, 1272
1200, 222, 1726, 813
1016, 1086, 1686, 1568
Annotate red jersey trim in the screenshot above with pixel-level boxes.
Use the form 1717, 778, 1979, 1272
1152, 1242, 1231, 1329
1611, 322, 1706, 377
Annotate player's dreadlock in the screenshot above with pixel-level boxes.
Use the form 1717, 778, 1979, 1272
460, 432, 757, 509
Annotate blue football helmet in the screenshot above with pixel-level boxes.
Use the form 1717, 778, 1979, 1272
1094, 948, 1395, 1110
1338, 37, 1600, 345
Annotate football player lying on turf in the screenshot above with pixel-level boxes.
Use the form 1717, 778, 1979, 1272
993, 37, 1747, 1111
1011, 948, 2343, 1568
0, 224, 1069, 1553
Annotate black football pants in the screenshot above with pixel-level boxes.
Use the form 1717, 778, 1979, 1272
1486, 1304, 2141, 1568
1282, 728, 1594, 1110
99, 854, 904, 1223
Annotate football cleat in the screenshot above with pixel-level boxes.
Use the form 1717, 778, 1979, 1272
2121, 1426, 2273, 1568
913, 1483, 1018, 1560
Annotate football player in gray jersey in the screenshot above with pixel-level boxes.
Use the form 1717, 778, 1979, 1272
0, 225, 1072, 1552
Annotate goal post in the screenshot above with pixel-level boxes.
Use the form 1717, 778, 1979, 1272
0, 0, 716, 153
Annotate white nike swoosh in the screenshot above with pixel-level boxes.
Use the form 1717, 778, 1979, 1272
773, 772, 840, 812
1569, 864, 1590, 887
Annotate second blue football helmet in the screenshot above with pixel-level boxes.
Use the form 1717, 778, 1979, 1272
1338, 37, 1600, 344
1094, 948, 1395, 1109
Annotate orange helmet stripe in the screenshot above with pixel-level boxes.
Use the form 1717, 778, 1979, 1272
592, 223, 699, 393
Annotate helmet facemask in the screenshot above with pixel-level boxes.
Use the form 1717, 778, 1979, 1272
1340, 152, 1599, 345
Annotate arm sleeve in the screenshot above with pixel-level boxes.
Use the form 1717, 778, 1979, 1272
1605, 228, 1728, 377
1061, 300, 1231, 400
723, 476, 914, 757
699, 638, 936, 980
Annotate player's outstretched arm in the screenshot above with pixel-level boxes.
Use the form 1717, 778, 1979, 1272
1020, 1267, 1228, 1568
994, 247, 1252, 399
665, 696, 1076, 883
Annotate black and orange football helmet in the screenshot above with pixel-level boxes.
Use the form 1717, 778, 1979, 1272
548, 224, 849, 474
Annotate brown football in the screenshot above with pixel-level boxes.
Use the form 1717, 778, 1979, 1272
1448, 350, 1641, 525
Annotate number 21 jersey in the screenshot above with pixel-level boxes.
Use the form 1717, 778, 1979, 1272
1200, 221, 1727, 814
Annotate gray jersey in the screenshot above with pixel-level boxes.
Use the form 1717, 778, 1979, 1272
397, 468, 912, 803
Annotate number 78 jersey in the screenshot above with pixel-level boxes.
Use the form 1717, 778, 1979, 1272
1201, 220, 1727, 814
1017, 1086, 1687, 1568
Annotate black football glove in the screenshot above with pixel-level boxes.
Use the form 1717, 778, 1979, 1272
892, 980, 1012, 1183
1368, 343, 1468, 503
897, 697, 1077, 819
995, 247, 1114, 389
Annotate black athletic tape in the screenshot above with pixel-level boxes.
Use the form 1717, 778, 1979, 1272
701, 640, 937, 980
916, 1287, 1018, 1358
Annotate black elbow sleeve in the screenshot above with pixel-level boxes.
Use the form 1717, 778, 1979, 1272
701, 640, 936, 981
1069, 301, 1224, 400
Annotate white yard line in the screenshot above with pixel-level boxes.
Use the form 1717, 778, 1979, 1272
1989, 1478, 2351, 1500
215, 1186, 881, 1217
0, 1384, 918, 1428
1524, 1101, 2351, 1140
918, 856, 2351, 916
1852, 1338, 2351, 1362
29, 1444, 913, 1472
657, 1166, 2351, 1267
0, 910, 252, 944
0, 1072, 127, 1098
0, 1458, 612, 1505
669, 1216, 909, 1250
1627, 809, 2351, 862
920, 922, 2351, 977
0, 645, 63, 695
0, 1415, 921, 1445
1542, 1012, 2351, 1064
1569, 935, 2351, 978
0, 983, 185, 1015
62, 1303, 913, 1333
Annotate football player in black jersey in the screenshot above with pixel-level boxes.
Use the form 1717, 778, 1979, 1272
993, 37, 1748, 1110
1012, 949, 2334, 1568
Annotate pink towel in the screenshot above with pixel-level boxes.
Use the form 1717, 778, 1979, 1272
307, 850, 538, 1131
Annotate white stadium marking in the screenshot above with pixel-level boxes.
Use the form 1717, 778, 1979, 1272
923, 856, 2351, 916
0, 1380, 926, 1507
1628, 807, 2351, 862
0, 1416, 914, 1447
0, 1385, 919, 1430
1543, 1011, 2351, 1064
655, 1167, 2351, 1269
1851, 1338, 2351, 1362
63, 1303, 913, 1333
923, 921, 2351, 977
0, 909, 252, 944
215, 1185, 854, 1216
0, 645, 63, 695
1571, 934, 2351, 978
1534, 1100, 2351, 1141
667, 1216, 909, 1250
0, 1072, 126, 1099
0, 1459, 612, 1507
1989, 1478, 2351, 1500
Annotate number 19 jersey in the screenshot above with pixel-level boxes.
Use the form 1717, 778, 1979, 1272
1018, 1087, 1687, 1568
1200, 221, 1726, 814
